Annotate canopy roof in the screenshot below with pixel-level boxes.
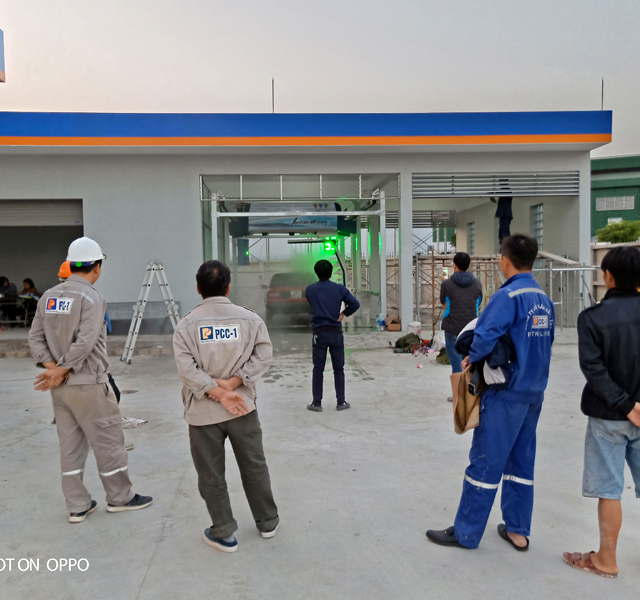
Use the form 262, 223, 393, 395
0, 110, 612, 153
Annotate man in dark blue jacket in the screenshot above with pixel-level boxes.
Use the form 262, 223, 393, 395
427, 234, 554, 550
305, 260, 360, 412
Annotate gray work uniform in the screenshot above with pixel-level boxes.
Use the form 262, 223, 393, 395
173, 296, 278, 537
28, 275, 133, 513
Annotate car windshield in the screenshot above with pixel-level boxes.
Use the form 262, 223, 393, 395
270, 272, 315, 288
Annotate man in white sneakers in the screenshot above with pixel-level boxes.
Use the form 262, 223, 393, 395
173, 260, 279, 552
28, 237, 152, 523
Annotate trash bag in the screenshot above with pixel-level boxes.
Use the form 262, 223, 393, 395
394, 332, 421, 349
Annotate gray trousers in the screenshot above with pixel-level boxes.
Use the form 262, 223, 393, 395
51, 383, 134, 513
189, 410, 279, 539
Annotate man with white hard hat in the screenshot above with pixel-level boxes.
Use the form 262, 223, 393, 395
28, 237, 152, 523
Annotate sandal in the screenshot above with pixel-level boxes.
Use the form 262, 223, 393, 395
497, 523, 529, 551
562, 552, 617, 579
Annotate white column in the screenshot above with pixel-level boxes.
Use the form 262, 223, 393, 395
399, 172, 413, 331
379, 191, 387, 319
369, 214, 381, 322
353, 217, 362, 327
221, 218, 230, 264
578, 152, 592, 265
231, 233, 238, 304
338, 235, 347, 285
210, 201, 219, 261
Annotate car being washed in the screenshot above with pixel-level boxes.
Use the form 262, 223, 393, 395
265, 272, 316, 325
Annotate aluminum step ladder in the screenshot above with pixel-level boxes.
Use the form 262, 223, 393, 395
120, 260, 180, 364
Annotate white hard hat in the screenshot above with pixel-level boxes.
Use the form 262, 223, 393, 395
66, 237, 106, 265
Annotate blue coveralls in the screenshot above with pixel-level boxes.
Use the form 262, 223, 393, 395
453, 273, 554, 548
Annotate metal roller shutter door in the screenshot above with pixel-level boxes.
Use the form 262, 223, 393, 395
0, 200, 83, 226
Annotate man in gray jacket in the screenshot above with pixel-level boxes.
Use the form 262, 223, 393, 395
173, 260, 279, 553
28, 237, 152, 523
440, 252, 483, 385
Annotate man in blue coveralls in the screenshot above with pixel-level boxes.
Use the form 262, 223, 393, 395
305, 260, 360, 412
426, 234, 554, 551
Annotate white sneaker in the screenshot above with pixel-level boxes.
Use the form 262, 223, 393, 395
260, 520, 280, 539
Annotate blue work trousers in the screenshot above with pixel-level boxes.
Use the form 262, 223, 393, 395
445, 332, 463, 374
454, 393, 542, 548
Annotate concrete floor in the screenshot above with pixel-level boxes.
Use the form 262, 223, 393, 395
1, 335, 640, 600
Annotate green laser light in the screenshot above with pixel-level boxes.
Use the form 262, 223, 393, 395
323, 236, 337, 253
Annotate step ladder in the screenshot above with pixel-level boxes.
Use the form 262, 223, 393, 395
120, 260, 180, 364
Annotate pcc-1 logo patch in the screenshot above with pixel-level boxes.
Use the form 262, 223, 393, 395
45, 298, 74, 314
532, 315, 549, 329
199, 324, 241, 343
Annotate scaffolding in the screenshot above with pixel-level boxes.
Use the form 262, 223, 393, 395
405, 252, 598, 338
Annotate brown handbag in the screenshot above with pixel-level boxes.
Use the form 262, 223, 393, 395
451, 365, 481, 435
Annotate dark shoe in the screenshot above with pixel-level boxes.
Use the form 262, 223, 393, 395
497, 523, 529, 551
260, 519, 280, 539
336, 402, 351, 411
69, 499, 97, 523
426, 526, 465, 548
203, 528, 238, 552
307, 403, 322, 412
106, 493, 153, 513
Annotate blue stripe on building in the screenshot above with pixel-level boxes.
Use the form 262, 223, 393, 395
0, 111, 613, 139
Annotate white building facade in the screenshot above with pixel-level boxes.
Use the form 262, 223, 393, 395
0, 111, 612, 330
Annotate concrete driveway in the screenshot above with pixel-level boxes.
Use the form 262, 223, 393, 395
1, 339, 639, 599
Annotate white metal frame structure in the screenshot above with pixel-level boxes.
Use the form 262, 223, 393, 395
200, 174, 392, 324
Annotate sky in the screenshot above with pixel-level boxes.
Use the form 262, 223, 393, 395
1, 0, 639, 157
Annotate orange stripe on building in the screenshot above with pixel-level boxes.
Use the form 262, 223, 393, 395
0, 134, 612, 147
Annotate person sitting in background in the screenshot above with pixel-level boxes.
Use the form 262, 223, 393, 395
0, 277, 20, 323
19, 278, 40, 320
19, 278, 40, 298
0, 276, 17, 297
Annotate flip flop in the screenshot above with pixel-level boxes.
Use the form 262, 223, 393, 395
497, 523, 529, 551
562, 552, 617, 579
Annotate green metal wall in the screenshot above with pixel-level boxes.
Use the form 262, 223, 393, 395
434, 227, 454, 245
591, 155, 640, 237
591, 185, 640, 236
